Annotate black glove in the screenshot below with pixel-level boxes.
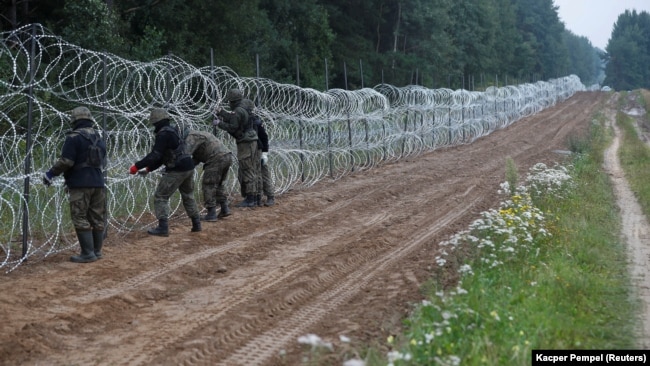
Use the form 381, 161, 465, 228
43, 170, 54, 186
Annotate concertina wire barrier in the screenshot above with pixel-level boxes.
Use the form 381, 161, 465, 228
0, 24, 585, 271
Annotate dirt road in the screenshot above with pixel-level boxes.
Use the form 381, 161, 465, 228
0, 92, 610, 366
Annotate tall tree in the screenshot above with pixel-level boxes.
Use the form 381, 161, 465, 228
563, 31, 602, 86
512, 0, 569, 80
491, 0, 521, 80
604, 10, 650, 90
447, 0, 498, 88
60, 0, 126, 55
259, 0, 334, 88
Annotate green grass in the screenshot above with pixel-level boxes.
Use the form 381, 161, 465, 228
619, 90, 650, 219
350, 100, 638, 366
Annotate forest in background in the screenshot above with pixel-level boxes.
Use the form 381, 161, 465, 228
604, 9, 650, 91
0, 0, 640, 91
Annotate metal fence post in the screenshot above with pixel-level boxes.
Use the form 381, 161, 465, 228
102, 52, 109, 239
325, 58, 333, 179
21, 24, 37, 259
297, 55, 305, 183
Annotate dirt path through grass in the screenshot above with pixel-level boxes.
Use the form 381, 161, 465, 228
603, 93, 650, 349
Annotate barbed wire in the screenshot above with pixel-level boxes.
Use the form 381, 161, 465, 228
0, 24, 585, 271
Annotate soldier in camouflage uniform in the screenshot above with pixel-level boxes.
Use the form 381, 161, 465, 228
214, 89, 260, 208
184, 129, 233, 221
129, 108, 201, 236
43, 106, 107, 263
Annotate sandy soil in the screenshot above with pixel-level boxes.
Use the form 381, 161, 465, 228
1, 91, 643, 366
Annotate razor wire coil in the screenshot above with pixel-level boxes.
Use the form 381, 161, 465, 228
0, 24, 585, 271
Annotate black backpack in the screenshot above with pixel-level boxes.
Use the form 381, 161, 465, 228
249, 112, 262, 130
74, 129, 105, 170
160, 125, 192, 168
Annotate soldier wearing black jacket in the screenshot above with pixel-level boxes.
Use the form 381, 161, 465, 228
129, 108, 201, 236
43, 106, 107, 263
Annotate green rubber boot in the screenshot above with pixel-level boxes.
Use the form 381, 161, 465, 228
70, 230, 98, 263
92, 230, 104, 259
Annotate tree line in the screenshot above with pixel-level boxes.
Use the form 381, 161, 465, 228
2, 0, 605, 90
604, 9, 650, 90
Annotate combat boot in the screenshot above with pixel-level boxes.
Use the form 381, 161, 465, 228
70, 230, 98, 263
147, 219, 169, 237
191, 217, 202, 232
201, 207, 218, 222
256, 194, 263, 207
218, 201, 231, 218
236, 195, 256, 208
92, 229, 104, 259
265, 196, 275, 206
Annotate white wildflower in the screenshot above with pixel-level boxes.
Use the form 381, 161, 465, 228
459, 264, 474, 275
343, 359, 365, 366
297, 334, 333, 350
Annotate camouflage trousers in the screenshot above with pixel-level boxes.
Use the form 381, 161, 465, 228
258, 159, 276, 197
202, 153, 233, 208
68, 187, 106, 231
236, 141, 260, 197
153, 169, 200, 220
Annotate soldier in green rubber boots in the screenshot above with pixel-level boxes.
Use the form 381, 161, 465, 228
43, 106, 107, 263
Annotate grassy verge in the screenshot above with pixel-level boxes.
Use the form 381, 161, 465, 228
619, 90, 650, 218
364, 105, 637, 365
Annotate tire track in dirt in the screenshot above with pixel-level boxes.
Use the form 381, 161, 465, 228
2, 181, 384, 306
70, 187, 384, 305
124, 212, 394, 366
34, 173, 472, 366
216, 196, 482, 366
145, 180, 482, 365
549, 96, 602, 144
125, 181, 480, 366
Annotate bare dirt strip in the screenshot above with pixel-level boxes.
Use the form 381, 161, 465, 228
0, 92, 615, 366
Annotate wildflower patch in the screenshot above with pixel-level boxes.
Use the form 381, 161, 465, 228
388, 162, 575, 365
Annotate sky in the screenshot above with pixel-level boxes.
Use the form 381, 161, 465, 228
553, 0, 650, 50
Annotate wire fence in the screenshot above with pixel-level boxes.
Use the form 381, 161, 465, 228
0, 24, 585, 272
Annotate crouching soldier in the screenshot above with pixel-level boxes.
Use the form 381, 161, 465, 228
184, 129, 233, 221
43, 106, 107, 263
